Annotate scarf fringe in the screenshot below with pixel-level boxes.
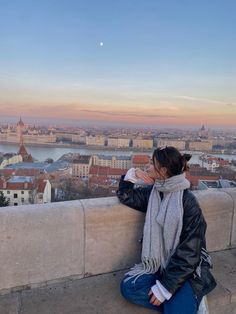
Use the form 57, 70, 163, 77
125, 256, 161, 283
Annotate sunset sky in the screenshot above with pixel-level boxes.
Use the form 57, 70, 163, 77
0, 0, 235, 128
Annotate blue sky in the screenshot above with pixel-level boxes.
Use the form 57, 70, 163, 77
0, 0, 235, 128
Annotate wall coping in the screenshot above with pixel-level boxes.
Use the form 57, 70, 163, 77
0, 189, 235, 294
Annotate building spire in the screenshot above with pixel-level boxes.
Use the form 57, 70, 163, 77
20, 131, 24, 146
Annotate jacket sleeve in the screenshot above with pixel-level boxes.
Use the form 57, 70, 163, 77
116, 175, 152, 213
159, 191, 207, 295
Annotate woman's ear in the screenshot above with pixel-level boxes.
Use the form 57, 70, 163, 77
161, 167, 168, 178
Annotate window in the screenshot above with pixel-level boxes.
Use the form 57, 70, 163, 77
21, 198, 24, 202
21, 191, 24, 194
7, 190, 10, 194
14, 193, 17, 198
14, 203, 18, 206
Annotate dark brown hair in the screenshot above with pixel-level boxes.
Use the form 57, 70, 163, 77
152, 146, 191, 177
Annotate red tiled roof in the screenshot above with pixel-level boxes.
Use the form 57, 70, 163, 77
90, 166, 108, 176
18, 144, 33, 162
0, 169, 15, 177
0, 177, 47, 192
36, 179, 47, 193
15, 169, 41, 176
18, 144, 28, 156
132, 155, 150, 164
219, 160, 230, 166
186, 173, 220, 187
205, 157, 230, 166
0, 179, 34, 190
89, 166, 125, 176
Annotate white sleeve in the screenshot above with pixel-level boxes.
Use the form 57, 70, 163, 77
124, 168, 138, 183
151, 280, 172, 303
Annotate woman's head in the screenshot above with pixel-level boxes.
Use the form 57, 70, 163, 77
150, 146, 191, 179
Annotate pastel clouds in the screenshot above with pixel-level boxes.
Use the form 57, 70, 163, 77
0, 99, 235, 128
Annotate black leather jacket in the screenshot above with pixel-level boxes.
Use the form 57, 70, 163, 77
117, 175, 217, 299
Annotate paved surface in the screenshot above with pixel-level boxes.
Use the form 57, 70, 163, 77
0, 249, 235, 314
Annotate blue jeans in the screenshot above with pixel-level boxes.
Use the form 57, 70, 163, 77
120, 274, 200, 314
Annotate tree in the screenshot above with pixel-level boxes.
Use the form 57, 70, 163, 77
0, 191, 9, 207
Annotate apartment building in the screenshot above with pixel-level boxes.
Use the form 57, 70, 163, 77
107, 137, 130, 148
0, 130, 56, 144
71, 132, 86, 144
0, 153, 22, 169
86, 135, 105, 146
0, 176, 51, 206
72, 155, 93, 178
89, 166, 124, 179
157, 139, 186, 150
132, 155, 150, 170
92, 155, 131, 169
189, 140, 213, 151
132, 138, 153, 149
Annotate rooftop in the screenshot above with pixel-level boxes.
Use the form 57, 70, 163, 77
201, 179, 236, 188
89, 166, 125, 176
72, 155, 91, 164
6, 161, 70, 173
96, 155, 131, 161
132, 155, 150, 164
8, 176, 33, 183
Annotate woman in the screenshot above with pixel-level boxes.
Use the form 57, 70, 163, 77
117, 146, 216, 314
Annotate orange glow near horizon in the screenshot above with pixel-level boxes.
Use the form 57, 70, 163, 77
0, 100, 235, 127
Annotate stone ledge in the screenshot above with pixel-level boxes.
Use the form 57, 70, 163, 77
1, 249, 235, 314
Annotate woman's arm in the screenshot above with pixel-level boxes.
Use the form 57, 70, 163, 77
116, 172, 153, 213
158, 191, 206, 295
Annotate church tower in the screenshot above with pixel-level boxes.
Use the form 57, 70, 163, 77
17, 118, 33, 162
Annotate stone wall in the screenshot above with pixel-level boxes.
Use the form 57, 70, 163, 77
0, 189, 235, 294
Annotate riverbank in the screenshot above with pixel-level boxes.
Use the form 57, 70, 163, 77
0, 141, 235, 163
0, 140, 153, 152
1, 140, 235, 155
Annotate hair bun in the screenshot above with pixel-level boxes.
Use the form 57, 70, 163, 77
182, 153, 192, 162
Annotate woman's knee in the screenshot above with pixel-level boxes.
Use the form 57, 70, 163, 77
120, 278, 131, 299
120, 277, 139, 301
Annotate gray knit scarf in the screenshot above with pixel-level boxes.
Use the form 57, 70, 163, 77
126, 173, 190, 280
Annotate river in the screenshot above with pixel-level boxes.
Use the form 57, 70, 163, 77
0, 143, 235, 164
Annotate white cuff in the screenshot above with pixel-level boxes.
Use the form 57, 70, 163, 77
124, 168, 138, 183
151, 280, 172, 303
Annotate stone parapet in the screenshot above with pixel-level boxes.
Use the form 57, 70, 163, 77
0, 201, 84, 292
0, 190, 235, 294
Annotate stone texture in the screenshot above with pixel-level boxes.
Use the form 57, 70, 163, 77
194, 190, 233, 252
20, 271, 159, 314
81, 197, 145, 276
207, 281, 231, 309
0, 249, 235, 314
0, 189, 236, 313
211, 249, 236, 303
0, 293, 19, 314
222, 188, 236, 248
0, 201, 84, 291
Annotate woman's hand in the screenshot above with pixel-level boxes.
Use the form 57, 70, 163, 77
148, 290, 162, 306
135, 169, 155, 184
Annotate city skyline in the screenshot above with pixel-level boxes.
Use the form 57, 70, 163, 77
0, 0, 236, 128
